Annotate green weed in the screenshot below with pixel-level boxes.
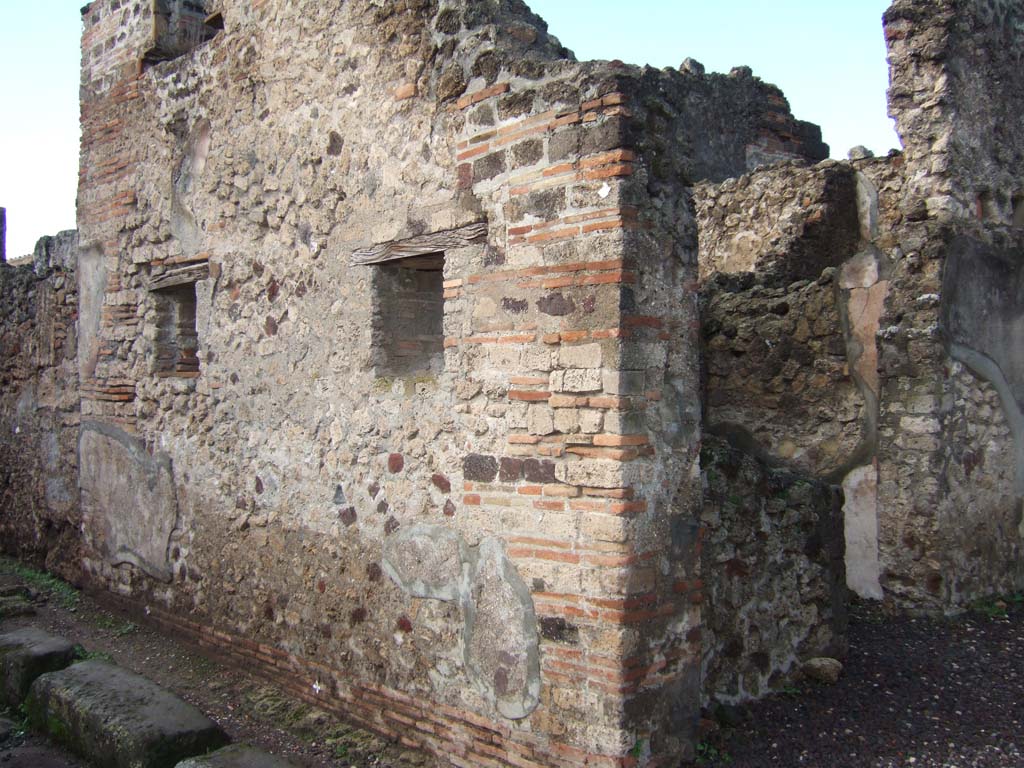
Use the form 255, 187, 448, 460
970, 593, 1017, 619
72, 647, 114, 664
0, 557, 79, 609
91, 613, 138, 637
696, 741, 732, 765
191, 654, 217, 676
8, 701, 31, 737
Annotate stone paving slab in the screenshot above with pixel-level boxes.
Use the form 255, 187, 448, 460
0, 744, 86, 767
0, 714, 87, 767
0, 595, 36, 620
0, 628, 77, 707
0, 583, 30, 598
175, 743, 299, 767
26, 659, 229, 768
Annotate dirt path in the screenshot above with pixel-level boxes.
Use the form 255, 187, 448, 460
699, 599, 1024, 768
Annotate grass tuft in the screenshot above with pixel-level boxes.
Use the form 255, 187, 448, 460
0, 557, 79, 609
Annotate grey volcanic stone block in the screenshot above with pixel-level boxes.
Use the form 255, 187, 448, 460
0, 628, 77, 707
0, 744, 87, 767
0, 595, 36, 620
175, 744, 299, 767
26, 660, 228, 768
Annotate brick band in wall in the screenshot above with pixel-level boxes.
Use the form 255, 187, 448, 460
93, 591, 643, 768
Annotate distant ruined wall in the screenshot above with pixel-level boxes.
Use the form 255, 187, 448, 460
697, 148, 1024, 613
697, 162, 866, 484
0, 232, 81, 582
882, 0, 1024, 607
695, 161, 863, 690
885, 0, 1024, 223
696, 0, 1024, 612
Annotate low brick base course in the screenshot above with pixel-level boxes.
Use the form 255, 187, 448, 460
93, 591, 643, 768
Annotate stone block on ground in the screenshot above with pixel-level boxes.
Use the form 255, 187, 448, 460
0, 577, 31, 598
0, 714, 16, 741
0, 595, 36, 620
175, 743, 299, 767
26, 660, 228, 768
0, 743, 88, 767
802, 657, 843, 684
0, 628, 78, 707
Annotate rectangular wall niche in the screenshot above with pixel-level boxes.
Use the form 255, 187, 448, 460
144, 0, 221, 66
372, 253, 445, 377
153, 283, 199, 377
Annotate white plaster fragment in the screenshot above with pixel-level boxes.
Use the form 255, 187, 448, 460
842, 464, 884, 600
839, 251, 879, 289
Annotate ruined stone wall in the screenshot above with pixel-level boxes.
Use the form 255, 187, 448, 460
695, 162, 859, 692
879, 0, 1024, 608
700, 436, 846, 703
697, 145, 1024, 613
697, 162, 866, 482
77, 1, 627, 763
54, 6, 1021, 768
921, 226, 1024, 607
885, 0, 1024, 222
0, 232, 81, 582
701, 268, 858, 480
864, 157, 1024, 609
619, 63, 827, 186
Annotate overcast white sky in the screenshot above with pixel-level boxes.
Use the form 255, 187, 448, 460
0, 0, 898, 259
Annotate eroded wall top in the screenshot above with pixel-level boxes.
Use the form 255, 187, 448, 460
886, 0, 1024, 222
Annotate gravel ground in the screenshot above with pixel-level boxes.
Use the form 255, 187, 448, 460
699, 598, 1024, 768
1, 559, 1021, 768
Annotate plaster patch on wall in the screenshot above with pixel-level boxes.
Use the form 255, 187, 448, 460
41, 431, 73, 513
77, 245, 105, 380
842, 463, 884, 599
194, 277, 215, 348
381, 524, 467, 602
382, 524, 540, 720
835, 249, 889, 598
79, 421, 179, 581
941, 235, 1024, 494
855, 171, 880, 242
464, 538, 541, 720
170, 120, 212, 258
839, 248, 888, 414
948, 343, 1024, 500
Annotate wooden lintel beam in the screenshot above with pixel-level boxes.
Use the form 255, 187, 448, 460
147, 263, 210, 291
350, 222, 488, 266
